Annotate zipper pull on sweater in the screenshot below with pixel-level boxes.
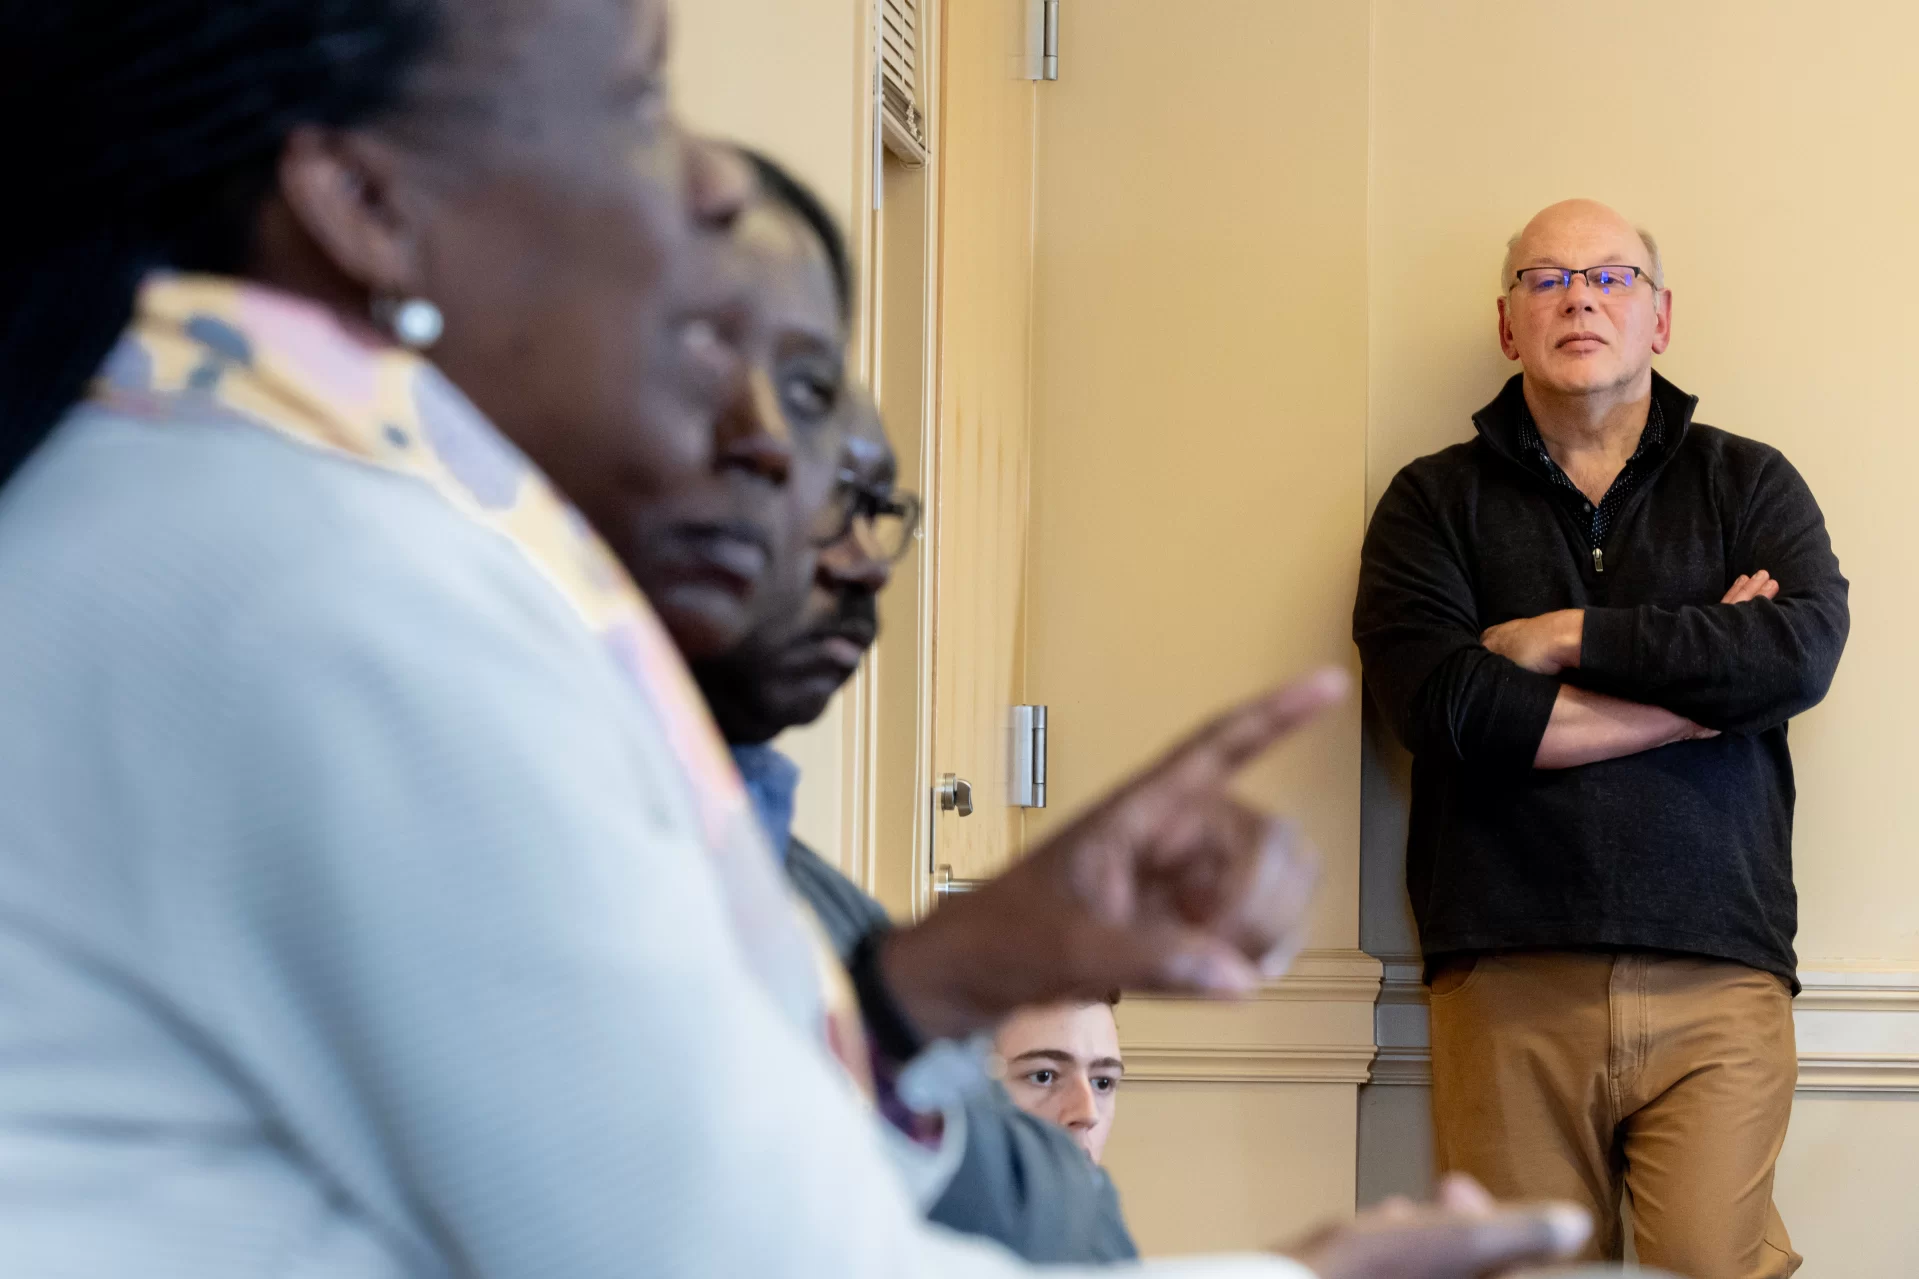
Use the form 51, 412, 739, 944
1592, 547, 1605, 574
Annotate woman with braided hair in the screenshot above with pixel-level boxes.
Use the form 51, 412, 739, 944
0, 0, 804, 664
0, 3, 977, 1275
0, 3, 1591, 1277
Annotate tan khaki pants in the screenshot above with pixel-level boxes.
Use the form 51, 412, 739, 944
1428, 951, 1800, 1279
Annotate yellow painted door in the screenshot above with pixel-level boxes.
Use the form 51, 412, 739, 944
926, 0, 1037, 887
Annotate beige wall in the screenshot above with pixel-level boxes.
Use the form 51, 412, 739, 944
670, 0, 866, 226
1026, 0, 1370, 950
1105, 1081, 1355, 1256
1025, 0, 1373, 1253
1358, 4, 1919, 1275
1775, 1095, 1919, 1276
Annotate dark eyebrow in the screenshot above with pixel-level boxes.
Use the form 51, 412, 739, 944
1009, 1049, 1076, 1067
1089, 1057, 1125, 1073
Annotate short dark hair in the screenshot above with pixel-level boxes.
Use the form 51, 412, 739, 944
739, 147, 853, 325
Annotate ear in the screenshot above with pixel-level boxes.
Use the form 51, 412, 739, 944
1496, 295, 1521, 362
274, 125, 435, 301
1650, 288, 1673, 355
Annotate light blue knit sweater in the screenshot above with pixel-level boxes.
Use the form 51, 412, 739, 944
0, 406, 1306, 1279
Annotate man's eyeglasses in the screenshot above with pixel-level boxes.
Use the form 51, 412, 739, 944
1510, 265, 1652, 297
813, 470, 923, 563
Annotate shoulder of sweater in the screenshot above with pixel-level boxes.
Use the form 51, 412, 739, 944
1677, 419, 1792, 470
1672, 421, 1826, 508
0, 404, 594, 659
782, 837, 843, 890
1389, 436, 1484, 485
1369, 437, 1492, 525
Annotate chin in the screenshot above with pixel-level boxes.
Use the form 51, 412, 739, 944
771, 680, 842, 729
1540, 363, 1622, 395
654, 588, 755, 663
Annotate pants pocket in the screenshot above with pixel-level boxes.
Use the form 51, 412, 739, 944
1427, 954, 1483, 1000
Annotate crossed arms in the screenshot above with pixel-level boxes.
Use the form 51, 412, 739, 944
1353, 456, 1850, 772
1480, 572, 1775, 768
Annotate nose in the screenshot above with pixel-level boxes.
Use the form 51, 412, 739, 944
714, 365, 794, 487
1561, 271, 1599, 312
1056, 1075, 1100, 1131
686, 132, 753, 231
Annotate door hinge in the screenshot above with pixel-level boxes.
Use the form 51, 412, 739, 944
1009, 705, 1048, 808
1023, 0, 1060, 81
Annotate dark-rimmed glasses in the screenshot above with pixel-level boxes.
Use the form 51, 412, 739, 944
1510, 265, 1652, 298
812, 470, 922, 562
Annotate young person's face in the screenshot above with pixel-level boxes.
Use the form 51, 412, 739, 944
994, 1002, 1124, 1163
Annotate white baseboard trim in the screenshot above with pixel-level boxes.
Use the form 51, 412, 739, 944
1120, 949, 1383, 1084
1251, 948, 1386, 1002
1368, 953, 1919, 1094
1123, 1043, 1378, 1085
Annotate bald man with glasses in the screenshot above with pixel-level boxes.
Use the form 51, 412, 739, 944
1354, 199, 1849, 1278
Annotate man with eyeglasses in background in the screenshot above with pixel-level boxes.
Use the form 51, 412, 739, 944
1354, 198, 1849, 1278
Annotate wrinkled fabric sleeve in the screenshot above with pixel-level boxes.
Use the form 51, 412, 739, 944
930, 1085, 1141, 1263
1354, 468, 1560, 769
1579, 452, 1849, 733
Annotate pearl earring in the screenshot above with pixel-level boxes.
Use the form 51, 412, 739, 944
373, 294, 445, 350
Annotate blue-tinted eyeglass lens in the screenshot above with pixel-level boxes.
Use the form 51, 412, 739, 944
1590, 267, 1637, 293
1525, 270, 1570, 294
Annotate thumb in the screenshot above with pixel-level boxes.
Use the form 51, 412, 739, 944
1154, 935, 1263, 997
1246, 816, 1321, 976
1433, 1173, 1495, 1215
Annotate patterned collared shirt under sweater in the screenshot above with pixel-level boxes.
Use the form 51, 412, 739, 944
1515, 397, 1667, 571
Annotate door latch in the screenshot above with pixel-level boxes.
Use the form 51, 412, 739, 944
935, 773, 974, 817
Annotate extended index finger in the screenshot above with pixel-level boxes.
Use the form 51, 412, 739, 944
1135, 667, 1350, 801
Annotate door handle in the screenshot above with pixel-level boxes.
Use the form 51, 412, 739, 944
935, 864, 986, 899
935, 773, 974, 817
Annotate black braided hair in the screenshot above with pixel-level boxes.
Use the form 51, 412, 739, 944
0, 0, 441, 487
739, 148, 853, 325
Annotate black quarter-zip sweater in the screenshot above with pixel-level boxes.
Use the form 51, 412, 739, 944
1354, 372, 1849, 986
